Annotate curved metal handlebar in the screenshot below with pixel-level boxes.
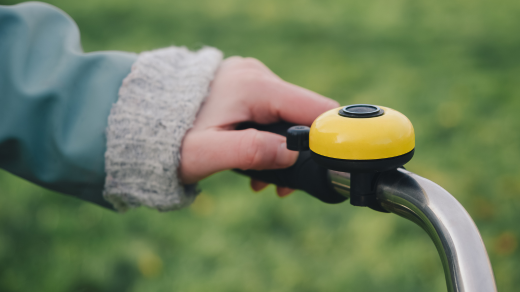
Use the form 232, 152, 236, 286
330, 168, 497, 292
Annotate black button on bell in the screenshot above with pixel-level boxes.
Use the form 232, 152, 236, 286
286, 126, 310, 151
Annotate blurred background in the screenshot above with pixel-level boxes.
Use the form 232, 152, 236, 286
0, 0, 519, 291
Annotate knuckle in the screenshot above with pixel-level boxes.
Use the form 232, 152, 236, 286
238, 70, 271, 88
224, 57, 264, 71
223, 58, 272, 87
226, 56, 243, 62
223, 56, 244, 67
240, 57, 264, 68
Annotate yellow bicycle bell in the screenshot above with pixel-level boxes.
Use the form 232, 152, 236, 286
287, 104, 415, 210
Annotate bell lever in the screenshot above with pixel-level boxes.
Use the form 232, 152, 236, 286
286, 125, 310, 151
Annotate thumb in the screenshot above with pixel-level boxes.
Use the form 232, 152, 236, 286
232, 128, 298, 170
180, 129, 298, 184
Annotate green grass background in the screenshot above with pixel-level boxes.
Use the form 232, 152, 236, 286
1, 0, 519, 291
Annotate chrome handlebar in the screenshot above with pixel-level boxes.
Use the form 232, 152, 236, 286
329, 168, 497, 292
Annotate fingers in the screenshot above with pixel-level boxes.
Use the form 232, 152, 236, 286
194, 57, 340, 130
246, 79, 340, 126
180, 128, 298, 184
222, 57, 339, 125
276, 186, 295, 197
251, 179, 269, 192
251, 179, 295, 198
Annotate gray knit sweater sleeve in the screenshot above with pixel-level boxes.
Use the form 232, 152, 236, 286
103, 46, 223, 212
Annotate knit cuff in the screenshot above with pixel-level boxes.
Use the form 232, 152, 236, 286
103, 46, 223, 212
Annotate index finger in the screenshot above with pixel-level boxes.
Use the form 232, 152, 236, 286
246, 78, 340, 126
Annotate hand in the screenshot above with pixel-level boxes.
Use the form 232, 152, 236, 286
180, 57, 339, 196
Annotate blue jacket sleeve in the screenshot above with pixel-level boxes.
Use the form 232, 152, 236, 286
0, 2, 138, 208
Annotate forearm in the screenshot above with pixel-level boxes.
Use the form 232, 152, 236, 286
0, 2, 137, 208
0, 2, 223, 210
